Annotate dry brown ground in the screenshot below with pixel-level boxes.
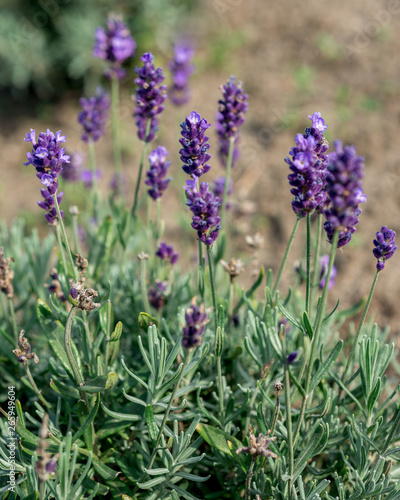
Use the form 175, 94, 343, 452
2, 0, 400, 339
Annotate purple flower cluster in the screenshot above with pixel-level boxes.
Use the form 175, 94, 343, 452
133, 52, 167, 143
24, 129, 70, 195
184, 180, 221, 246
216, 76, 248, 168
156, 242, 178, 264
61, 152, 84, 182
182, 300, 209, 349
78, 87, 110, 143
81, 169, 102, 189
168, 42, 195, 106
373, 226, 397, 271
37, 189, 64, 225
148, 280, 167, 310
212, 176, 233, 211
319, 254, 337, 289
145, 146, 172, 200
323, 141, 367, 247
285, 113, 329, 217
179, 112, 211, 178
93, 14, 136, 79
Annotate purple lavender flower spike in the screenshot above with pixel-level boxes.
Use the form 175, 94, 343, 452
156, 241, 178, 265
38, 189, 64, 225
93, 14, 136, 79
179, 112, 211, 178
319, 254, 337, 289
285, 113, 329, 217
323, 140, 367, 247
373, 226, 397, 271
182, 299, 209, 349
216, 76, 248, 168
286, 351, 298, 364
212, 176, 233, 211
25, 129, 70, 194
148, 280, 167, 310
133, 52, 167, 143
168, 42, 195, 106
78, 87, 110, 143
145, 146, 172, 199
184, 180, 221, 246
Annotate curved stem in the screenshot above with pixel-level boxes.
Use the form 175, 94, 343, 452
220, 136, 235, 230
272, 217, 301, 295
131, 120, 152, 218
53, 194, 78, 282
305, 213, 311, 315
342, 270, 380, 384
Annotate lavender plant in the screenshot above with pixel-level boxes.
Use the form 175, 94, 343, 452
2, 24, 400, 500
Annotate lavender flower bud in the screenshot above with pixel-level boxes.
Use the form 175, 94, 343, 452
216, 76, 248, 168
78, 87, 110, 143
373, 226, 397, 271
184, 180, 221, 246
323, 141, 367, 247
179, 112, 211, 178
286, 351, 298, 364
145, 146, 172, 200
93, 14, 136, 79
182, 298, 209, 349
168, 42, 195, 106
133, 52, 167, 143
285, 113, 329, 217
24, 129, 70, 194
37, 189, 64, 225
156, 242, 178, 265
148, 280, 167, 310
319, 254, 337, 289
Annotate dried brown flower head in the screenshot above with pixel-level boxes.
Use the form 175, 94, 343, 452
220, 258, 244, 282
245, 232, 264, 252
69, 282, 100, 311
236, 425, 277, 459
0, 247, 15, 298
273, 379, 283, 393
138, 252, 150, 261
13, 330, 39, 364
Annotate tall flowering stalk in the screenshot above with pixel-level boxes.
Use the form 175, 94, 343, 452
78, 87, 110, 205
180, 112, 211, 179
93, 14, 135, 195
168, 42, 195, 106
132, 53, 167, 216
24, 129, 78, 281
216, 76, 248, 226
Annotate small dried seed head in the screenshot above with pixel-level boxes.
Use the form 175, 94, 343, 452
220, 258, 244, 283
236, 425, 277, 459
75, 254, 88, 277
138, 252, 150, 261
13, 330, 39, 364
273, 379, 283, 393
0, 247, 15, 298
69, 205, 80, 216
69, 282, 100, 311
245, 232, 264, 251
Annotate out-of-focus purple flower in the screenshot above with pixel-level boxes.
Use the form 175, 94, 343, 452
324, 140, 367, 247
37, 189, 64, 225
78, 87, 110, 143
80, 169, 102, 189
285, 113, 329, 217
218, 135, 240, 169
278, 317, 291, 335
182, 298, 209, 349
168, 42, 195, 106
61, 152, 84, 182
148, 280, 167, 310
373, 226, 397, 271
47, 268, 66, 302
133, 52, 167, 143
184, 180, 221, 246
156, 241, 178, 264
24, 129, 70, 195
145, 146, 172, 200
233, 313, 240, 327
212, 176, 233, 211
319, 254, 337, 289
216, 76, 248, 168
287, 351, 298, 364
179, 112, 211, 178
93, 14, 136, 79
109, 173, 127, 196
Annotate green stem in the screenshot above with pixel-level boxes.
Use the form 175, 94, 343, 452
206, 245, 218, 332
25, 364, 52, 409
220, 136, 235, 230
111, 76, 123, 195
70, 208, 80, 255
293, 231, 339, 447
64, 307, 87, 402
217, 355, 224, 422
53, 194, 78, 282
88, 139, 99, 211
198, 240, 204, 299
305, 213, 311, 315
140, 257, 151, 314
284, 364, 294, 499
272, 217, 301, 295
310, 213, 323, 309
55, 224, 68, 280
270, 389, 280, 436
131, 120, 151, 218
244, 384, 260, 437
245, 456, 256, 500
342, 270, 380, 384
8, 298, 18, 344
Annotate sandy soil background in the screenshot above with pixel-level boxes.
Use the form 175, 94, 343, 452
2, 0, 400, 339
